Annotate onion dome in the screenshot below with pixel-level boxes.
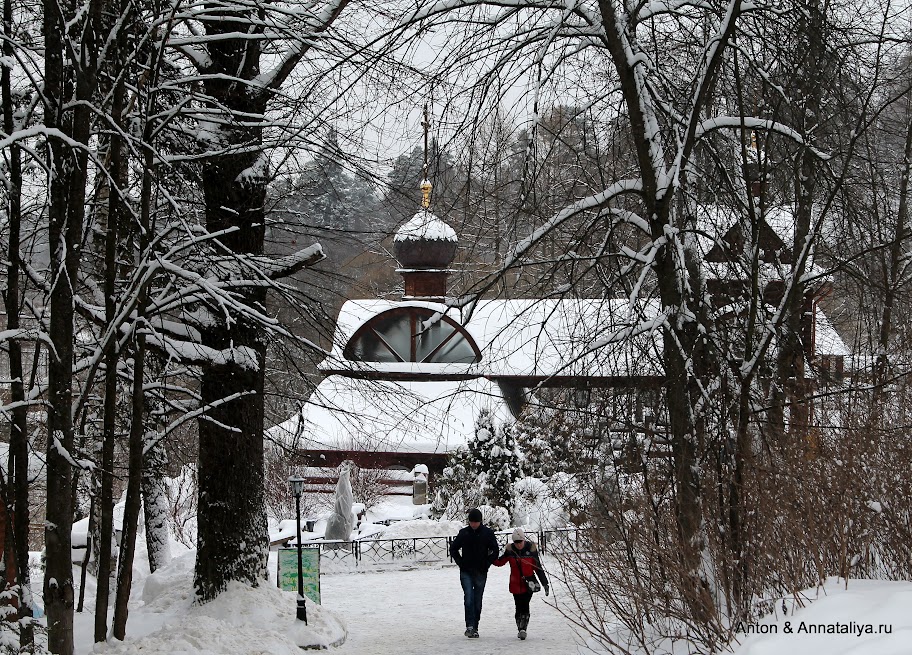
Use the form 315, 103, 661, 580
393, 208, 458, 269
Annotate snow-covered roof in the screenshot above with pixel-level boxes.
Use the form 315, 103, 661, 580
319, 298, 664, 381
692, 203, 797, 252
281, 297, 847, 456
267, 376, 511, 454
693, 203, 834, 296
393, 209, 457, 242
321, 296, 847, 378
814, 308, 849, 357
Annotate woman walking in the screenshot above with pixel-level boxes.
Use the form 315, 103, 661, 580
493, 527, 550, 640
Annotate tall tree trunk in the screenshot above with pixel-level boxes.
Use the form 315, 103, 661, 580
594, 0, 723, 623
873, 109, 912, 394
769, 1, 826, 446
192, 12, 270, 601
43, 0, 103, 647
190, 0, 347, 602
657, 243, 716, 622
142, 440, 172, 574
93, 0, 130, 634
42, 19, 77, 655
111, 118, 152, 639
194, 151, 270, 597
2, 0, 34, 644
112, 333, 145, 639
142, 353, 172, 574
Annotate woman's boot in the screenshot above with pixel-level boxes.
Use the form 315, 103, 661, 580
518, 614, 529, 640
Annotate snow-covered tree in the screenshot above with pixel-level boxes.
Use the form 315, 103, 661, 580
431, 446, 484, 520
468, 408, 523, 514
433, 408, 523, 521
512, 402, 591, 480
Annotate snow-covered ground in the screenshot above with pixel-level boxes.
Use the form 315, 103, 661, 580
322, 562, 579, 654
53, 498, 912, 655
68, 548, 912, 655
72, 549, 578, 654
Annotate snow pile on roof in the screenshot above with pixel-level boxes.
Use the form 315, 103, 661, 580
813, 309, 849, 357
692, 203, 804, 252
465, 298, 662, 378
394, 209, 457, 242
268, 376, 510, 453
92, 551, 346, 654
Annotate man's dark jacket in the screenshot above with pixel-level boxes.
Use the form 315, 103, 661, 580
450, 524, 499, 572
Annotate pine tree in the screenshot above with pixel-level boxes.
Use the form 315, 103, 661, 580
468, 408, 523, 515
431, 446, 483, 519
385, 139, 460, 225
513, 403, 588, 479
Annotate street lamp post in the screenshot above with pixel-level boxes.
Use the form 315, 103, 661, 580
571, 382, 591, 410
288, 475, 308, 624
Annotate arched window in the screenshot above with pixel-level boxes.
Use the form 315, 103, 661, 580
344, 308, 481, 364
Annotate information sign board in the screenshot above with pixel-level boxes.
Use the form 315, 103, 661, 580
277, 547, 321, 604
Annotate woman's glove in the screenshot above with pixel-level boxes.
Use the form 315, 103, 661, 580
544, 584, 550, 596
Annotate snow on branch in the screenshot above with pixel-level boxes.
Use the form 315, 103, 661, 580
449, 180, 644, 315
589, 309, 670, 351
144, 331, 260, 371
200, 244, 325, 283
0, 328, 42, 343
695, 116, 831, 160
143, 391, 252, 455
637, 1, 716, 21
52, 431, 95, 472
509, 179, 643, 264
253, 0, 352, 94
406, 0, 564, 23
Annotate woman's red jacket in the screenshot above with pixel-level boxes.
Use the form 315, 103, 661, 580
493, 541, 547, 595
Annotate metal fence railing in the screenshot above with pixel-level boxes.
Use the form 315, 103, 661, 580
299, 528, 586, 570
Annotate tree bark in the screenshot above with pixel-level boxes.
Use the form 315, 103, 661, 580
141, 352, 172, 575
111, 107, 154, 637
189, 0, 347, 602
2, 0, 34, 644
594, 0, 737, 623
768, 1, 826, 446
43, 0, 103, 647
112, 333, 146, 639
191, 5, 271, 601
93, 0, 131, 636
142, 440, 172, 574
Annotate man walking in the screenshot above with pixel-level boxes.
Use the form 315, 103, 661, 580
450, 507, 498, 638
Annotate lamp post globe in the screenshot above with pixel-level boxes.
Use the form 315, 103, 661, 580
572, 383, 591, 409
288, 476, 307, 624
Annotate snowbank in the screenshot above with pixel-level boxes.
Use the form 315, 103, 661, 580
731, 578, 912, 655
379, 519, 462, 539
92, 552, 345, 654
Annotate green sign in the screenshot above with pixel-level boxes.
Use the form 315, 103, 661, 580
277, 547, 321, 604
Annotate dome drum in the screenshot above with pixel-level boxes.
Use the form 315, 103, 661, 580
399, 270, 450, 301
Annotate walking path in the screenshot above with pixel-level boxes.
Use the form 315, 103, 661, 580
321, 561, 585, 654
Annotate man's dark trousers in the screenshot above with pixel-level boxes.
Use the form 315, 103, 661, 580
460, 569, 487, 630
